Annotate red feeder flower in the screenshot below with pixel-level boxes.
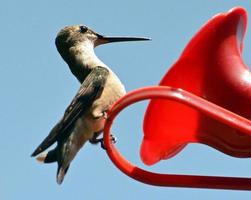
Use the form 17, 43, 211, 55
143, 7, 251, 165
104, 7, 251, 190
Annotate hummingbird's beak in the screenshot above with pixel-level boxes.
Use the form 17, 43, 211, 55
96, 34, 150, 45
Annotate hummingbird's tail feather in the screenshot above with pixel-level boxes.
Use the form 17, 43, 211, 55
36, 149, 57, 163
56, 165, 70, 185
31, 122, 62, 157
36, 144, 71, 184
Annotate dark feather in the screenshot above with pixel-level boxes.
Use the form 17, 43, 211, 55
31, 66, 109, 157
43, 149, 58, 163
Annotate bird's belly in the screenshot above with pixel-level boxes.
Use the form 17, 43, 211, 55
73, 118, 94, 146
85, 116, 106, 133
72, 114, 105, 148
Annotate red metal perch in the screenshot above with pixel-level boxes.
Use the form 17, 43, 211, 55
103, 7, 251, 190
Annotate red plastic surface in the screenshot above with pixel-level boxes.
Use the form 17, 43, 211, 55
103, 7, 251, 190
104, 86, 251, 190
143, 7, 251, 165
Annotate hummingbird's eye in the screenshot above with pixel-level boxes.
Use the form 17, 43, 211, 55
80, 26, 88, 33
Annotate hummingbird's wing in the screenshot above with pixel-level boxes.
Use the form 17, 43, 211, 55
31, 66, 109, 157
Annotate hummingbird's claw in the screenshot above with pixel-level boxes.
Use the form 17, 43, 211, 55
110, 134, 117, 143
90, 134, 117, 150
100, 134, 117, 150
89, 137, 103, 144
100, 140, 106, 150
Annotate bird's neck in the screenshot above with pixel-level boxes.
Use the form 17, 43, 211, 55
73, 42, 105, 68
68, 41, 107, 83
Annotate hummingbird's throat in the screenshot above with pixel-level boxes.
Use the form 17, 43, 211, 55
67, 43, 106, 83
72, 43, 105, 70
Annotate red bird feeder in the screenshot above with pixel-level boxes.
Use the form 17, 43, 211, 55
104, 7, 251, 190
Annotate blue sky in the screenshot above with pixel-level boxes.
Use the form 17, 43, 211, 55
1, 0, 251, 199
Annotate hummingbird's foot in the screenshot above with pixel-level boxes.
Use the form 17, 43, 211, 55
111, 134, 117, 143
89, 133, 117, 150
100, 134, 117, 150
89, 132, 102, 144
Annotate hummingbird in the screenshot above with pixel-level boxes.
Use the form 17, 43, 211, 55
31, 24, 150, 184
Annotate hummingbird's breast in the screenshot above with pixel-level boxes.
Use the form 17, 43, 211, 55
91, 69, 126, 120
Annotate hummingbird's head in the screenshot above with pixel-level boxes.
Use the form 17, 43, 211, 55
55, 25, 99, 50
55, 24, 150, 57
